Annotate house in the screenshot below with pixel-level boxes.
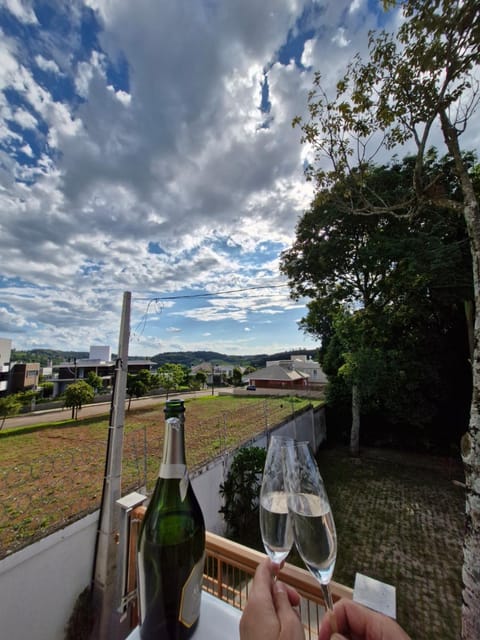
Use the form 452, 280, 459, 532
52, 345, 156, 396
9, 362, 40, 393
248, 364, 309, 390
266, 354, 327, 386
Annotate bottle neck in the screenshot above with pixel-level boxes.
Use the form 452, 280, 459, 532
159, 414, 187, 480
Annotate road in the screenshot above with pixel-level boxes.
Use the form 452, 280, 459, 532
2, 389, 215, 430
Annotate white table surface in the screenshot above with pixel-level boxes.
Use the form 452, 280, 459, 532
127, 591, 242, 640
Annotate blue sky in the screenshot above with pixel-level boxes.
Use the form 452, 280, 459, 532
0, 0, 413, 356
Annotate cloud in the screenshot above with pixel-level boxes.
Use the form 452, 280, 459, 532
0, 0, 429, 355
2, 0, 38, 25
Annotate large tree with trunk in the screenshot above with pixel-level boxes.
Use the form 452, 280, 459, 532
281, 154, 472, 454
292, 1, 480, 635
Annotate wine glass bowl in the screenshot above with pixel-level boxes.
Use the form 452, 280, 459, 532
283, 441, 337, 612
259, 435, 294, 569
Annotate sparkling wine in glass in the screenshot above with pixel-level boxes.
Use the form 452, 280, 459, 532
259, 435, 294, 571
283, 441, 337, 617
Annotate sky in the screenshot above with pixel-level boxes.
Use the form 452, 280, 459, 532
0, 0, 470, 358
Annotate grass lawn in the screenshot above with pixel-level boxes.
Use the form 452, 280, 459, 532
0, 395, 312, 557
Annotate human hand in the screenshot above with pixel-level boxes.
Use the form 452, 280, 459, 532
317, 598, 411, 640
239, 558, 305, 640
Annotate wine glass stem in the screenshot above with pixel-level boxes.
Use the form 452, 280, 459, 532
321, 584, 338, 634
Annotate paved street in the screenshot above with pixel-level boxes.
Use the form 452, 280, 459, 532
2, 389, 213, 430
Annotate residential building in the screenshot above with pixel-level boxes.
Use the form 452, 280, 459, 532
52, 345, 156, 396
266, 354, 327, 386
0, 338, 12, 395
248, 364, 309, 390
9, 362, 40, 393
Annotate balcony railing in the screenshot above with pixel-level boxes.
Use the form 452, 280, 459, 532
125, 506, 353, 640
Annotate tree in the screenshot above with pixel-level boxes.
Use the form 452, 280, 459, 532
0, 395, 22, 430
232, 367, 243, 386
194, 371, 207, 389
126, 369, 158, 410
281, 155, 472, 454
156, 363, 184, 399
219, 446, 266, 548
126, 373, 149, 410
86, 371, 103, 393
293, 1, 480, 634
64, 381, 94, 419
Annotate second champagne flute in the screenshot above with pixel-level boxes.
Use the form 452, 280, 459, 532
283, 441, 337, 622
259, 435, 294, 572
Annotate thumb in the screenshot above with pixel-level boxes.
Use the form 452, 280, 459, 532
331, 634, 348, 640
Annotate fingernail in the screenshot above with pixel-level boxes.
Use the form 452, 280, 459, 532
331, 634, 346, 640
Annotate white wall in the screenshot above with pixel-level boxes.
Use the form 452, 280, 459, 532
0, 406, 325, 640
0, 511, 98, 640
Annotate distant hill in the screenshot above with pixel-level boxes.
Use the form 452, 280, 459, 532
10, 349, 89, 367
10, 347, 318, 369
151, 349, 319, 369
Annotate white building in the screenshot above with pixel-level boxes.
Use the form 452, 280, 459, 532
0, 337, 12, 394
266, 354, 327, 385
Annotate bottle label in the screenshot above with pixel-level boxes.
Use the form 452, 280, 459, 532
178, 554, 205, 627
159, 464, 189, 501
159, 463, 186, 479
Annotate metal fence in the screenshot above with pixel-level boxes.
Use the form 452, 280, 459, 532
0, 398, 307, 559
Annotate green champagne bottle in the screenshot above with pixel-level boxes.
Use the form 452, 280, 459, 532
137, 399, 206, 640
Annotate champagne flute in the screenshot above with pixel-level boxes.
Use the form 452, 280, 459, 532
283, 441, 337, 625
259, 435, 294, 573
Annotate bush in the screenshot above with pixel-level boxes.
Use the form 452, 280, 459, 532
219, 446, 266, 548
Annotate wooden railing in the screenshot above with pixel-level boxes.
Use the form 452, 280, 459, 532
125, 506, 353, 638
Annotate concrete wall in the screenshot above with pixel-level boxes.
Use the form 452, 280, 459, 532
0, 511, 98, 640
0, 405, 325, 640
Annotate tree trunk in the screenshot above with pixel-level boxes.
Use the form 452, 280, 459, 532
459, 192, 480, 640
440, 111, 480, 639
350, 383, 361, 456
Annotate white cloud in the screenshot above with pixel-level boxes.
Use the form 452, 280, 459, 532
1, 0, 38, 25
35, 55, 61, 75
0, 0, 428, 355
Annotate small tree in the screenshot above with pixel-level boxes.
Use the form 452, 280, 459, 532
194, 371, 207, 389
0, 395, 22, 430
219, 447, 266, 548
86, 371, 103, 393
232, 367, 243, 387
157, 363, 184, 399
64, 381, 94, 419
126, 373, 149, 410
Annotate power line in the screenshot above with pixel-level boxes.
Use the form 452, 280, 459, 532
134, 283, 290, 302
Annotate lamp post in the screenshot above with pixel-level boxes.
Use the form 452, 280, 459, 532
211, 363, 215, 396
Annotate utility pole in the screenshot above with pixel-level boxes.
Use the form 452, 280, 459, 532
91, 291, 131, 640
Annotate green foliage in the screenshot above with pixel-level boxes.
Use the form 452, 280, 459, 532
15, 389, 39, 406
194, 371, 207, 388
219, 446, 266, 547
85, 371, 103, 392
10, 349, 88, 367
156, 363, 185, 398
126, 369, 157, 409
64, 381, 94, 419
232, 367, 243, 386
0, 395, 22, 429
39, 382, 54, 398
281, 153, 473, 449
64, 587, 94, 640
